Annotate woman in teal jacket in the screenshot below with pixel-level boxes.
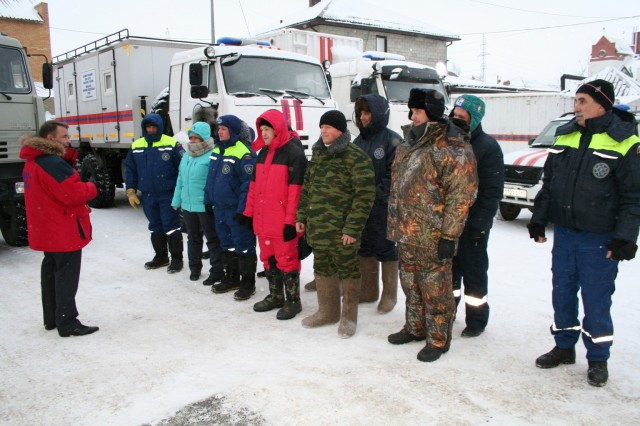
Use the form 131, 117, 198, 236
172, 122, 223, 284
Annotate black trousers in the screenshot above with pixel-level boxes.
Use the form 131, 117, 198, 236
41, 250, 82, 332
182, 210, 223, 275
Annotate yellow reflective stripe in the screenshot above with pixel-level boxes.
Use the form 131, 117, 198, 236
554, 133, 580, 148
464, 295, 487, 307
555, 132, 640, 156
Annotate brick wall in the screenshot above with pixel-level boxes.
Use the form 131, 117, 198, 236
305, 24, 448, 67
0, 2, 52, 82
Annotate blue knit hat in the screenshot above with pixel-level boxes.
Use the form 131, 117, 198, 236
454, 95, 485, 131
188, 122, 211, 141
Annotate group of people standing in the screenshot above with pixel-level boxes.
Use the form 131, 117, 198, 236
20, 78, 639, 388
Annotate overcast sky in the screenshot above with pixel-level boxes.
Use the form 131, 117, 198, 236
42, 0, 640, 86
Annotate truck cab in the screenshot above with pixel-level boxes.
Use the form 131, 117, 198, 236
329, 53, 449, 137
499, 113, 573, 220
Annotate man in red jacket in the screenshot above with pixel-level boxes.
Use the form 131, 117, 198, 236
20, 120, 100, 337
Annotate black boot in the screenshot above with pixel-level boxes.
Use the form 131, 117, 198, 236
276, 271, 302, 320
587, 361, 608, 387
234, 255, 257, 301
145, 233, 170, 269
212, 251, 240, 293
253, 267, 285, 312
167, 233, 184, 273
535, 346, 576, 369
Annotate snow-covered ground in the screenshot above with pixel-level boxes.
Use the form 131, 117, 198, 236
1, 189, 639, 425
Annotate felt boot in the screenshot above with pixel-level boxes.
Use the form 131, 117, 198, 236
301, 275, 340, 328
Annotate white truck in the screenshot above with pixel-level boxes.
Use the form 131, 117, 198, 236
470, 92, 576, 220
259, 29, 449, 136
52, 29, 205, 208
167, 36, 337, 155
0, 33, 53, 246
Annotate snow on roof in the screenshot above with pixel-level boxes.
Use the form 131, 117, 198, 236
579, 66, 640, 106
256, 0, 459, 41
0, 0, 42, 23
603, 35, 636, 56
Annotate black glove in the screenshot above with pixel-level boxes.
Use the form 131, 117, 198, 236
437, 238, 456, 261
283, 224, 297, 242
204, 204, 213, 216
527, 222, 546, 240
609, 239, 638, 261
470, 228, 486, 246
234, 213, 253, 231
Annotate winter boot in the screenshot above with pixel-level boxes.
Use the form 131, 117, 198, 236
202, 270, 225, 286
304, 279, 317, 291
358, 256, 379, 303
234, 255, 257, 301
144, 233, 170, 269
417, 345, 444, 362
212, 251, 240, 293
378, 260, 398, 313
387, 328, 426, 345
253, 267, 285, 312
338, 277, 361, 338
301, 275, 341, 328
535, 346, 576, 369
167, 233, 184, 273
587, 361, 608, 387
277, 271, 302, 320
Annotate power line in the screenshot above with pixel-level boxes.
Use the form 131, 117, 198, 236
468, 0, 622, 19
459, 14, 640, 35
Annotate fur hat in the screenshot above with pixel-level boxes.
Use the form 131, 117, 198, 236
407, 88, 445, 121
576, 79, 615, 111
453, 95, 485, 131
319, 110, 347, 133
188, 122, 211, 141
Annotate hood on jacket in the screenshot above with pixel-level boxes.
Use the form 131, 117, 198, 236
141, 113, 164, 143
19, 134, 66, 161
253, 110, 291, 152
188, 122, 211, 141
355, 94, 390, 137
216, 115, 243, 147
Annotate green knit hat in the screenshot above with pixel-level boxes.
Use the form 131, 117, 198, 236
454, 95, 485, 131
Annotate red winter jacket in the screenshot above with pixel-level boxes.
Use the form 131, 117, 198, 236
19, 135, 98, 252
244, 110, 307, 238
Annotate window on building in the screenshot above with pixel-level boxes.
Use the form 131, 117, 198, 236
376, 36, 387, 52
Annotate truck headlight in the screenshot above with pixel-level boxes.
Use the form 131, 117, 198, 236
14, 182, 24, 194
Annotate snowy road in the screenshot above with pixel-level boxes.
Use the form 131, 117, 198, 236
1, 189, 639, 425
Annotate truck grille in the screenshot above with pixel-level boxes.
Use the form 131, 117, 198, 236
504, 165, 543, 185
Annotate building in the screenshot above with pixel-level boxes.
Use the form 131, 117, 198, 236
256, 0, 459, 68
588, 33, 640, 78
0, 0, 52, 83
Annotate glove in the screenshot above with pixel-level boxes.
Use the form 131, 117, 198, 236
204, 203, 213, 216
437, 238, 456, 261
470, 228, 486, 246
527, 222, 545, 240
126, 188, 140, 209
283, 224, 297, 242
609, 239, 638, 261
234, 213, 253, 231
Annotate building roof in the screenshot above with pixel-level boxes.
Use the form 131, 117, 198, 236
580, 66, 640, 106
603, 35, 636, 56
256, 0, 459, 41
0, 0, 43, 22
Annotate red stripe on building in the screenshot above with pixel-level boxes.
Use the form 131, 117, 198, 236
60, 110, 134, 126
319, 37, 326, 62
490, 133, 538, 142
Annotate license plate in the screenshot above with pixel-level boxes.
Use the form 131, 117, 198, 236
503, 188, 527, 198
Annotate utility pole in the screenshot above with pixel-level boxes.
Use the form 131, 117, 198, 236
210, 0, 215, 44
480, 33, 487, 82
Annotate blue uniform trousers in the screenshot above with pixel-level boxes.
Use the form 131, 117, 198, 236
551, 225, 617, 362
214, 207, 256, 256
142, 191, 181, 234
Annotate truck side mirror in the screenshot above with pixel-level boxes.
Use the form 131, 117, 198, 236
189, 63, 203, 86
191, 85, 209, 99
42, 63, 53, 90
528, 137, 536, 146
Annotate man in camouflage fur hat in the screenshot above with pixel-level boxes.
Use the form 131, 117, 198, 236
387, 89, 477, 362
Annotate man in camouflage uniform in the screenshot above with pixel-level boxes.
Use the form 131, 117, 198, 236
296, 110, 375, 338
387, 89, 478, 362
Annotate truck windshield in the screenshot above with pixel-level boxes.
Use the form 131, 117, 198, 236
380, 65, 446, 103
531, 119, 570, 147
0, 46, 31, 93
221, 56, 331, 99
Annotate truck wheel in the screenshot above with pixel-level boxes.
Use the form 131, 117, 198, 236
499, 202, 521, 221
81, 154, 115, 208
0, 200, 29, 246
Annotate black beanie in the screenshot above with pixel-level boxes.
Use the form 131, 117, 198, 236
258, 118, 273, 129
576, 79, 615, 111
319, 110, 347, 133
407, 88, 445, 121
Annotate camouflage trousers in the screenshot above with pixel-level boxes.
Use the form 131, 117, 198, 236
398, 241, 455, 349
313, 243, 360, 279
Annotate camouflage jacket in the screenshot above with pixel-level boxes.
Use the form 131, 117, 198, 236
387, 120, 478, 247
297, 131, 376, 249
